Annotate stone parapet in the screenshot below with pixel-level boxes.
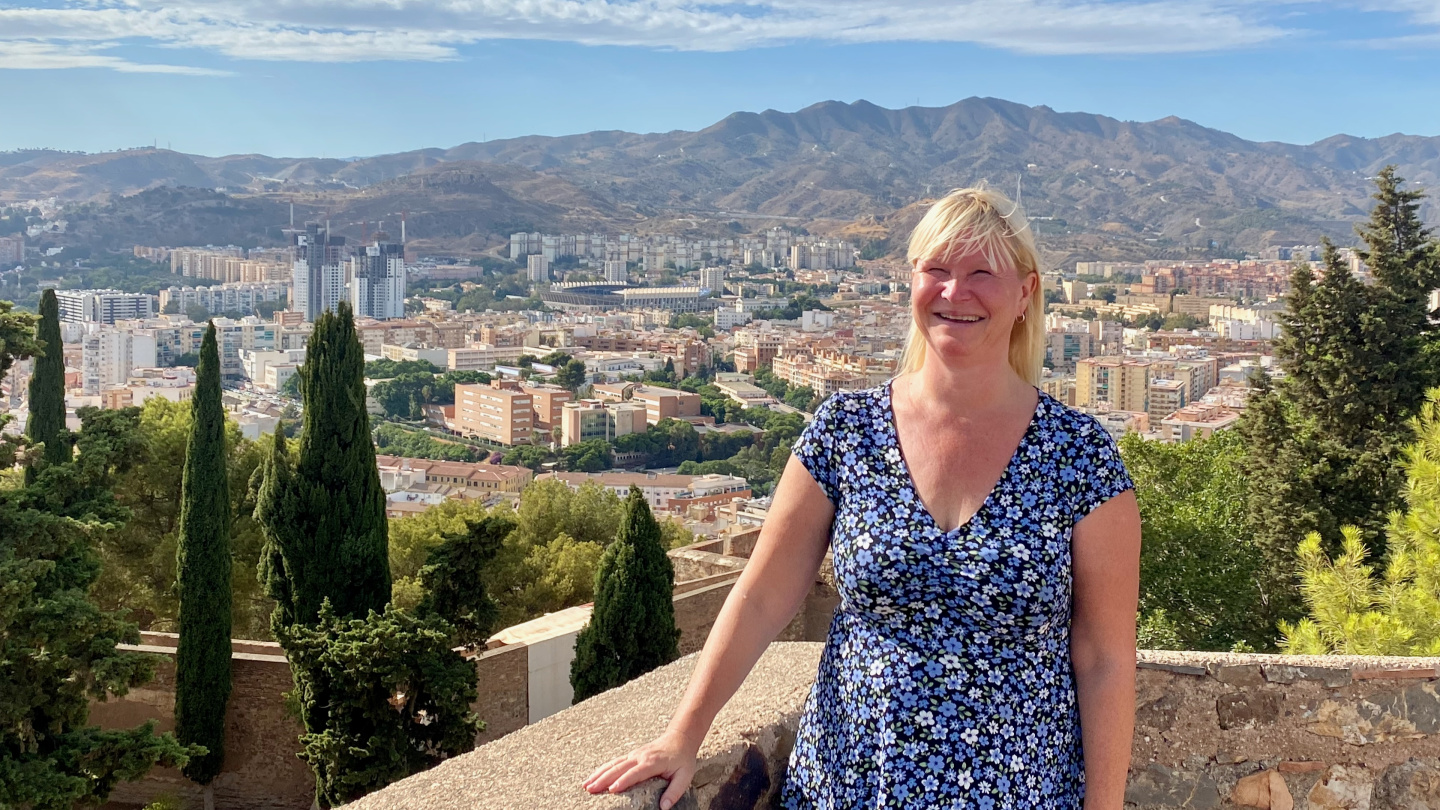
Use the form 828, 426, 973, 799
347, 647, 1440, 810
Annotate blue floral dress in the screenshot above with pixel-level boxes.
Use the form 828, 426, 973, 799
779, 382, 1133, 809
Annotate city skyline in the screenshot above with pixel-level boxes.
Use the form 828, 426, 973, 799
1, 1, 1440, 156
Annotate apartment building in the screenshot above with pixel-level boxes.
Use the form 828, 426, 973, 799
375, 455, 533, 493
81, 329, 158, 394
630, 385, 702, 425
538, 471, 750, 515
1160, 402, 1242, 442
448, 344, 527, 372
733, 330, 785, 372
527, 384, 572, 436
559, 399, 648, 446
453, 382, 534, 445
772, 353, 866, 398
55, 289, 156, 324
1075, 356, 1152, 413
1147, 377, 1188, 420
160, 283, 288, 316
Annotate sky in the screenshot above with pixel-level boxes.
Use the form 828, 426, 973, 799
2, 0, 1440, 158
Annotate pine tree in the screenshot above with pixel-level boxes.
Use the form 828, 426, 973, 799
257, 301, 390, 626
1244, 173, 1440, 600
570, 486, 679, 703
1282, 389, 1440, 655
27, 288, 68, 474
173, 323, 233, 797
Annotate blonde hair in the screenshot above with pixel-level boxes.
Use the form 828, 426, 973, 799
898, 184, 1045, 385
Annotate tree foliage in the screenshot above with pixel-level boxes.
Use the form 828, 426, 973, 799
92, 398, 269, 639
0, 406, 196, 809
258, 301, 390, 629
1119, 430, 1269, 651
173, 324, 232, 785
277, 603, 480, 807
1282, 390, 1440, 655
1242, 172, 1440, 629
570, 487, 680, 702
416, 514, 514, 647
27, 288, 69, 472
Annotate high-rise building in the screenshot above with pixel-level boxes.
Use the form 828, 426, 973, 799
54, 289, 156, 324
603, 260, 627, 284
81, 328, 158, 395
699, 267, 725, 293
0, 235, 23, 265
292, 222, 345, 322
349, 235, 406, 320
527, 254, 550, 284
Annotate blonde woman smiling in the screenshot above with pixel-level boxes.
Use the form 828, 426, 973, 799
584, 186, 1141, 809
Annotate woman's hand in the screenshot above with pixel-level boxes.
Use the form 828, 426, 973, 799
582, 730, 700, 810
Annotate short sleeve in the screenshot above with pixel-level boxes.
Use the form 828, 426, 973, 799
790, 394, 844, 505
1069, 417, 1134, 523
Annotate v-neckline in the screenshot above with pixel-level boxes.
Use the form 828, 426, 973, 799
884, 378, 1045, 536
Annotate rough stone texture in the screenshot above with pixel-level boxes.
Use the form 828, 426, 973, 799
669, 548, 746, 583
93, 646, 314, 810
472, 643, 530, 745
346, 643, 826, 810
1374, 758, 1440, 809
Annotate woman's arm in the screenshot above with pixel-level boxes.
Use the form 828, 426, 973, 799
583, 453, 835, 809
1070, 489, 1141, 810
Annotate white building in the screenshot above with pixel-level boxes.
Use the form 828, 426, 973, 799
82, 329, 158, 395
55, 290, 155, 325
603, 261, 627, 284
160, 283, 289, 317
699, 267, 725, 293
527, 255, 550, 284
292, 221, 345, 322
350, 239, 406, 320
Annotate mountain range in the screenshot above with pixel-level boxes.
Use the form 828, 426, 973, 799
5, 97, 1439, 257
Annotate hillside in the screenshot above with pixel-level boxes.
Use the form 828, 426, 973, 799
6, 97, 1440, 253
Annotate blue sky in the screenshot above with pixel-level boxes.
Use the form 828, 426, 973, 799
2, 0, 1439, 157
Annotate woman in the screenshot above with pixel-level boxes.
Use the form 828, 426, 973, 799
583, 186, 1141, 809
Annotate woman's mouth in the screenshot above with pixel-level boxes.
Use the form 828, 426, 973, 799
934, 313, 984, 323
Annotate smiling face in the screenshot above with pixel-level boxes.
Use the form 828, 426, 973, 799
911, 244, 1038, 370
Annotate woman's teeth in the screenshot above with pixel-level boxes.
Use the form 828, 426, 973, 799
936, 314, 982, 323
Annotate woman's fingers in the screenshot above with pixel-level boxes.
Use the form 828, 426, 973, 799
584, 757, 635, 793
658, 762, 695, 810
607, 758, 668, 793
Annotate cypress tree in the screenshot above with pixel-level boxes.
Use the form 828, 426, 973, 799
257, 301, 390, 626
571, 486, 679, 703
173, 323, 233, 800
27, 288, 68, 473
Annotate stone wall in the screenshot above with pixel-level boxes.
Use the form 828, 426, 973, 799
93, 638, 314, 810
345, 646, 1440, 810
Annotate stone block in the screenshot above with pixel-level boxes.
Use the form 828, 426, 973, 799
1137, 693, 1182, 732
1280, 761, 1329, 774
1308, 765, 1374, 810
1217, 692, 1281, 730
1124, 763, 1220, 809
1214, 665, 1265, 688
1374, 758, 1440, 810
1138, 661, 1208, 677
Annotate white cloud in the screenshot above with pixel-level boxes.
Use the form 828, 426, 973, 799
0, 0, 1402, 74
0, 39, 230, 74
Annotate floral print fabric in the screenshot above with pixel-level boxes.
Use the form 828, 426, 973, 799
779, 382, 1133, 809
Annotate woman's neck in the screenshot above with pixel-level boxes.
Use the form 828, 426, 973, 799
903, 358, 1032, 418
